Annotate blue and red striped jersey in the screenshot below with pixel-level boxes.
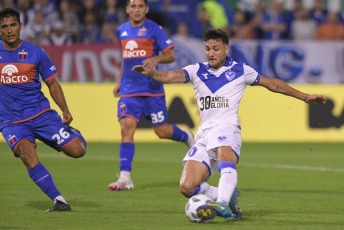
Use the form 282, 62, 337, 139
0, 41, 59, 125
117, 19, 174, 97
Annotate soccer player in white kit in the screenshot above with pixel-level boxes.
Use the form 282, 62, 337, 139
133, 29, 327, 220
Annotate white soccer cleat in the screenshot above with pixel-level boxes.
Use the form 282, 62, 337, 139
185, 131, 195, 148
108, 177, 134, 191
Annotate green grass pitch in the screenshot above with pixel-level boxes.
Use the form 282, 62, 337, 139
0, 142, 343, 230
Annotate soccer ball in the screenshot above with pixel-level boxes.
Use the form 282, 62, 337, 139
185, 194, 214, 223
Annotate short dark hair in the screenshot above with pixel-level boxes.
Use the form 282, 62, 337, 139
0, 8, 21, 24
127, 0, 147, 5
202, 29, 229, 45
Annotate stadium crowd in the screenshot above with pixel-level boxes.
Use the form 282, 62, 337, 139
1, 0, 344, 46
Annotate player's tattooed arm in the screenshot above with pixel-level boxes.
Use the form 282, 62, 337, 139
132, 66, 186, 84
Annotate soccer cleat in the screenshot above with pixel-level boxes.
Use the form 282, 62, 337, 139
229, 188, 242, 219
108, 176, 134, 191
45, 200, 71, 212
197, 201, 232, 220
185, 131, 195, 148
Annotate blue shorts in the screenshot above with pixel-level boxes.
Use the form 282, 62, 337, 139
117, 96, 168, 126
0, 109, 86, 155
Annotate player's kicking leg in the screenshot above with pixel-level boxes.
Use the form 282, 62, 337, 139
154, 124, 195, 148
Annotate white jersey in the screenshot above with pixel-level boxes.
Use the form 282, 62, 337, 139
182, 57, 260, 131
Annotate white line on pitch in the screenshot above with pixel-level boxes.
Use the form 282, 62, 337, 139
39, 152, 343, 173
240, 162, 344, 173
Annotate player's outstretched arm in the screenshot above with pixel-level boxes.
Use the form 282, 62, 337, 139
141, 49, 175, 70
132, 65, 186, 84
45, 77, 73, 125
257, 75, 327, 105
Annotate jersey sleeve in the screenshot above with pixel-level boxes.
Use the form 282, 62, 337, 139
154, 25, 174, 52
182, 64, 199, 83
243, 64, 260, 86
38, 48, 59, 81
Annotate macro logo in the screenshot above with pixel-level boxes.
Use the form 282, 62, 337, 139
123, 40, 146, 58
0, 64, 29, 84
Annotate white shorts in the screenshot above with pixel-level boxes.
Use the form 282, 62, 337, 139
182, 123, 242, 177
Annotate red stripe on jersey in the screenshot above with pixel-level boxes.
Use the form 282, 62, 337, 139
0, 63, 36, 85
162, 44, 174, 53
44, 72, 59, 82
121, 39, 155, 59
10, 108, 51, 123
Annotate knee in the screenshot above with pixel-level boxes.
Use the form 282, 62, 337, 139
154, 126, 171, 139
73, 147, 86, 158
63, 141, 86, 158
179, 181, 197, 197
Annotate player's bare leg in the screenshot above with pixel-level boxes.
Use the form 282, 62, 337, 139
153, 124, 195, 148
108, 117, 136, 191
179, 160, 209, 197
15, 141, 71, 212
61, 139, 86, 158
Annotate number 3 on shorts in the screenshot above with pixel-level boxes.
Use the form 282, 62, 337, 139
151, 111, 165, 124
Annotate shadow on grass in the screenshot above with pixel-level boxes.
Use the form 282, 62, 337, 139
26, 199, 101, 211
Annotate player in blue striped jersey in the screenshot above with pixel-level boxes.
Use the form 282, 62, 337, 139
133, 29, 327, 220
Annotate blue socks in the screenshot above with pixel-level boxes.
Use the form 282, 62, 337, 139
171, 124, 188, 142
119, 143, 135, 172
28, 163, 61, 201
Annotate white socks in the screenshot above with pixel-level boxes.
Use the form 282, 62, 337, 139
199, 182, 218, 201
217, 166, 237, 203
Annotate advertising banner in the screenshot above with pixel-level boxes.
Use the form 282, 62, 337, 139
41, 40, 344, 84
1, 84, 342, 143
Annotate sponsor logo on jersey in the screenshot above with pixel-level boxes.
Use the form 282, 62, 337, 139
8, 135, 18, 146
225, 71, 235, 81
18, 50, 28, 61
120, 31, 128, 37
217, 136, 226, 142
0, 64, 34, 85
121, 39, 154, 59
199, 95, 229, 111
138, 26, 147, 36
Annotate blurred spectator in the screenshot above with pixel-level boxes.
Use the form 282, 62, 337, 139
260, 0, 287, 40
58, 0, 80, 43
100, 0, 125, 26
17, 0, 34, 40
229, 10, 253, 39
78, 0, 101, 25
310, 0, 328, 25
42, 20, 73, 46
79, 11, 100, 43
292, 0, 305, 20
190, 3, 213, 39
313, 12, 344, 40
162, 0, 194, 35
95, 21, 118, 43
24, 10, 50, 45
251, 0, 265, 39
197, 0, 230, 31
291, 7, 316, 40
32, 0, 58, 27
3, 0, 16, 8
170, 22, 199, 43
